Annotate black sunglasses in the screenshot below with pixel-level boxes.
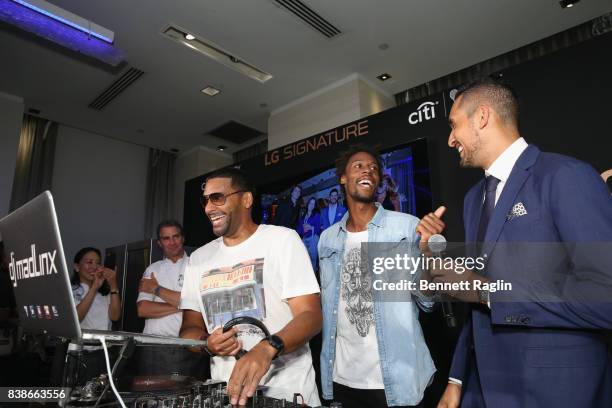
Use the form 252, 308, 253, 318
200, 190, 246, 207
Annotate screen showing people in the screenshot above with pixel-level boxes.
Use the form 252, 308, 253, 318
260, 143, 431, 270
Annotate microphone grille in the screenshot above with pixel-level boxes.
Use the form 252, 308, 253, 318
428, 234, 447, 253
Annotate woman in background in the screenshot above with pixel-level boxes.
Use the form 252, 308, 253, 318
377, 173, 401, 212
297, 197, 321, 269
71, 247, 121, 381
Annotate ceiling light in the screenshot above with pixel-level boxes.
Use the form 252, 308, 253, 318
217, 145, 227, 151
559, 0, 580, 8
377, 73, 392, 81
201, 86, 220, 96
162, 25, 273, 83
10, 0, 115, 43
184, 33, 195, 40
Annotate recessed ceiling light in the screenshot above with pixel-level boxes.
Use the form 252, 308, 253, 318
217, 145, 227, 151
184, 33, 195, 40
559, 0, 580, 8
201, 86, 220, 96
377, 73, 392, 81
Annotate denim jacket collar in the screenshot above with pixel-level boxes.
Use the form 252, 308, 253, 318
337, 202, 385, 234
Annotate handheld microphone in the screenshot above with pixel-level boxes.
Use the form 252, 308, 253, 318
427, 234, 457, 328
428, 234, 447, 254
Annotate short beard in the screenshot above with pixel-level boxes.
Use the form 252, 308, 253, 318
460, 127, 481, 168
212, 224, 229, 237
349, 189, 376, 204
210, 214, 231, 237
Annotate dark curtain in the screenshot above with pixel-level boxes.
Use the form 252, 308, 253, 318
144, 149, 176, 238
9, 115, 58, 211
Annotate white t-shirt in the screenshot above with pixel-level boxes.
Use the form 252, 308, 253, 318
72, 282, 111, 331
333, 230, 384, 389
181, 224, 321, 406
137, 253, 188, 336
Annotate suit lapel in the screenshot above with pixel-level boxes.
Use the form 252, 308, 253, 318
482, 145, 540, 254
466, 181, 485, 242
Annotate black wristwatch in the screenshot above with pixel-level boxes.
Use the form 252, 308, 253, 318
264, 335, 284, 359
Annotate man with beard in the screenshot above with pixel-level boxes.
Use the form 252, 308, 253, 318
318, 145, 437, 408
179, 168, 322, 406
419, 79, 612, 408
321, 188, 347, 231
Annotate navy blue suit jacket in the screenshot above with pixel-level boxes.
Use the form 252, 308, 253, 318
320, 204, 347, 231
450, 145, 612, 408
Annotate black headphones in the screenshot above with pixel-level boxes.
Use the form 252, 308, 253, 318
223, 316, 270, 360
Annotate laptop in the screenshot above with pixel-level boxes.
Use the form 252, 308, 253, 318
0, 191, 204, 347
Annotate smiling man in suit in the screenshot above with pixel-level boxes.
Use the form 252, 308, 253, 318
419, 78, 612, 408
321, 188, 347, 231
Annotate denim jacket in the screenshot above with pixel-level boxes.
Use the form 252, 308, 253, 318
318, 203, 436, 406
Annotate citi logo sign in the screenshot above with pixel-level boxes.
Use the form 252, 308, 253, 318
408, 101, 438, 125
8, 245, 58, 287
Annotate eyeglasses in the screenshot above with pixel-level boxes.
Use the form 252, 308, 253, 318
200, 190, 246, 207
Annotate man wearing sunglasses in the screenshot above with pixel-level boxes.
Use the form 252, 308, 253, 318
180, 167, 322, 407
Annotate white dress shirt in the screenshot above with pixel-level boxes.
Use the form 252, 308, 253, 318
485, 137, 529, 205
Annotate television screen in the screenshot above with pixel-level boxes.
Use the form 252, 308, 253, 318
258, 138, 432, 271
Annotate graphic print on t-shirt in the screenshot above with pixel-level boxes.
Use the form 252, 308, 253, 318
199, 258, 265, 333
341, 247, 374, 337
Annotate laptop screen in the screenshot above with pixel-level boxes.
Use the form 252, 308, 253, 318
0, 191, 81, 340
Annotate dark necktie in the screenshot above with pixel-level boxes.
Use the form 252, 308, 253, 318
476, 175, 500, 242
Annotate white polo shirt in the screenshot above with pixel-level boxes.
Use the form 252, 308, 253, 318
137, 253, 188, 337
72, 282, 111, 331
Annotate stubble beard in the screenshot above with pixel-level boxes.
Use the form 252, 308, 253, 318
460, 128, 482, 168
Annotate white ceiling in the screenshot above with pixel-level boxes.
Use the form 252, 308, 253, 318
1, 0, 610, 155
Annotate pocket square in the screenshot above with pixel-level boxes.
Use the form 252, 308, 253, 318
507, 202, 527, 220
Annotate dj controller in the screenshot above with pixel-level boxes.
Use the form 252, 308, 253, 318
66, 375, 314, 408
